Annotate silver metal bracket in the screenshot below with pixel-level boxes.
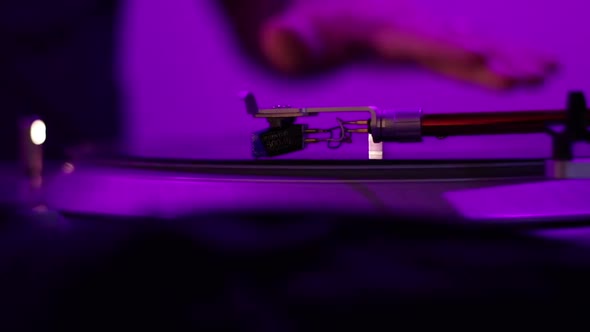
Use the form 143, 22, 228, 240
243, 91, 423, 159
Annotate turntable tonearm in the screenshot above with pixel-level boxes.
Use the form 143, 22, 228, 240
244, 91, 590, 179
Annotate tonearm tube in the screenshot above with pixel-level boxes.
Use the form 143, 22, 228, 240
244, 91, 590, 177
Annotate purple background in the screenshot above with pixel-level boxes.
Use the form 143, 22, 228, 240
118, 0, 589, 160
114, 0, 590, 158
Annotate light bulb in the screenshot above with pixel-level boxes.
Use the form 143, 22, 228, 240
30, 120, 46, 145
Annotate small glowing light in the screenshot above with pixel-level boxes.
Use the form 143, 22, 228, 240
62, 162, 75, 174
30, 120, 46, 145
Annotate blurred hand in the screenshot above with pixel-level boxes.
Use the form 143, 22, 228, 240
259, 0, 558, 89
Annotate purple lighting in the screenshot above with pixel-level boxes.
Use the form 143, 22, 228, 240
122, 0, 589, 160
445, 180, 590, 221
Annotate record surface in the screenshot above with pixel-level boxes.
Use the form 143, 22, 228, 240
28, 155, 587, 223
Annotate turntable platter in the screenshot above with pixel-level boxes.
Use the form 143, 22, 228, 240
34, 156, 589, 223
